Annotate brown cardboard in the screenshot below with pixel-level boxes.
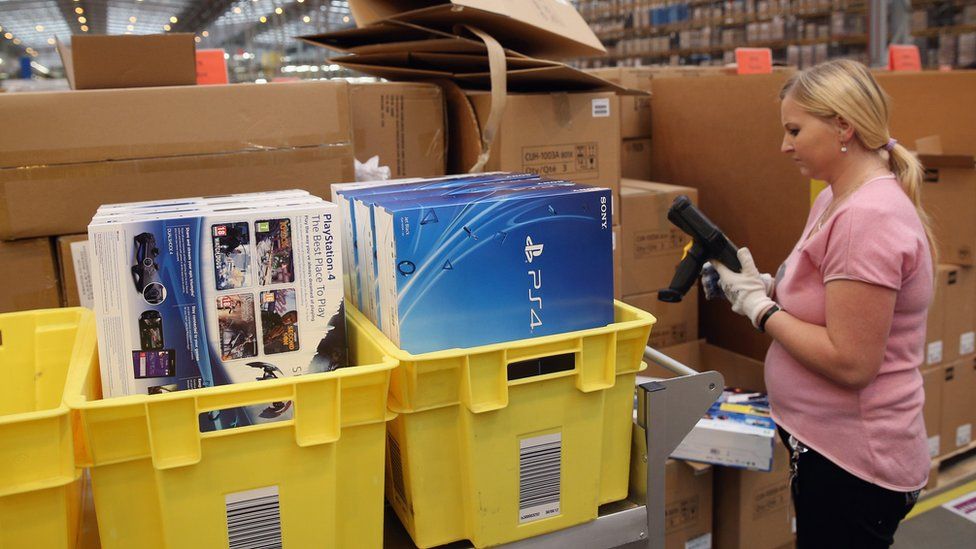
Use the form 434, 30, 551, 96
56, 235, 88, 308
918, 154, 976, 265
921, 364, 943, 458
714, 443, 795, 549
0, 81, 354, 239
624, 291, 698, 350
57, 34, 196, 90
621, 139, 653, 181
655, 339, 767, 392
941, 356, 976, 455
0, 80, 351, 170
0, 146, 352, 240
613, 225, 623, 300
618, 179, 697, 296
350, 82, 446, 178
875, 71, 976, 156
630, 429, 713, 549
462, 91, 621, 200
0, 237, 60, 313
926, 265, 951, 366
346, 0, 606, 59
944, 265, 976, 362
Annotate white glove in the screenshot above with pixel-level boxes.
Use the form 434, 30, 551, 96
702, 261, 775, 301
711, 248, 778, 329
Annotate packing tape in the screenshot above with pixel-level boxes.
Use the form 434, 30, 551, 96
461, 25, 506, 174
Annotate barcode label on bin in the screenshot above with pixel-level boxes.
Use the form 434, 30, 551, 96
225, 486, 282, 549
518, 432, 561, 523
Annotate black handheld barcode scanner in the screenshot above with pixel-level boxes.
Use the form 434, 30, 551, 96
658, 195, 741, 303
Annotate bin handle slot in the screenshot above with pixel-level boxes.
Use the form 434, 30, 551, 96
507, 353, 575, 381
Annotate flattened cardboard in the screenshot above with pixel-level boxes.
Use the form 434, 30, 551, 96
56, 235, 89, 308
350, 82, 446, 178
0, 146, 353, 240
57, 34, 196, 90
0, 80, 352, 169
618, 179, 698, 296
622, 139, 653, 181
347, 0, 606, 58
624, 291, 698, 350
0, 237, 60, 313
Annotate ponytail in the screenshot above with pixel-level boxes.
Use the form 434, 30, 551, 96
889, 143, 938, 264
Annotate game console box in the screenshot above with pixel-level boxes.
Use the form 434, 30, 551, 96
372, 183, 614, 353
670, 390, 777, 472
95, 189, 312, 215
88, 199, 344, 431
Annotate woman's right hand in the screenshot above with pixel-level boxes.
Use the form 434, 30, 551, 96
701, 261, 775, 300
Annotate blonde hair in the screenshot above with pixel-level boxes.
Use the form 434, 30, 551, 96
780, 59, 937, 263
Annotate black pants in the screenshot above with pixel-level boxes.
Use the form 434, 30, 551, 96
778, 427, 919, 549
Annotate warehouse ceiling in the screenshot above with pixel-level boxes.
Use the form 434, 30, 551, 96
0, 0, 354, 72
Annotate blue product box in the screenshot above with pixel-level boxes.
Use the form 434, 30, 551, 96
372, 183, 614, 353
670, 390, 777, 471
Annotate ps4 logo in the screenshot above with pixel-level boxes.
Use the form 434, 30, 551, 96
525, 237, 544, 263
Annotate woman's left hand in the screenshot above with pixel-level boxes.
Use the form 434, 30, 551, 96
712, 247, 778, 329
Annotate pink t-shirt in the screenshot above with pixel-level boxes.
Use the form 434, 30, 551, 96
765, 175, 932, 491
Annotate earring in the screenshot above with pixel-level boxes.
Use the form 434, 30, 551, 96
841, 144, 848, 153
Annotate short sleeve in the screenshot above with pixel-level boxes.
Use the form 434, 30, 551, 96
820, 205, 913, 291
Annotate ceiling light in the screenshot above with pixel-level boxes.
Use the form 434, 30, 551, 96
81, 25, 89, 32
260, 16, 267, 23
163, 24, 171, 31
47, 38, 56, 45
35, 25, 44, 32
170, 16, 178, 23
202, 31, 209, 37
75, 7, 83, 14
233, 7, 242, 14
194, 36, 201, 43
129, 16, 137, 23
127, 25, 134, 31
303, 16, 311, 23
342, 16, 350, 23
78, 16, 87, 23
4, 33, 12, 40
298, 0, 304, 3
0, 58, 4, 65
12, 38, 21, 45
275, 7, 283, 15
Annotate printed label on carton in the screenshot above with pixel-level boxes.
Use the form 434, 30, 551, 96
752, 482, 789, 520
521, 143, 599, 178
686, 533, 712, 549
960, 332, 975, 355
633, 227, 687, 257
591, 97, 611, 117
70, 240, 95, 308
927, 341, 943, 365
665, 494, 700, 532
929, 435, 941, 458
957, 424, 972, 447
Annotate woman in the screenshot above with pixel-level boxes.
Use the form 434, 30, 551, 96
709, 59, 934, 548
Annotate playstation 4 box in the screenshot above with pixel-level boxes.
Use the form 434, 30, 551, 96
371, 181, 614, 353
670, 390, 777, 472
88, 197, 345, 431
95, 189, 312, 215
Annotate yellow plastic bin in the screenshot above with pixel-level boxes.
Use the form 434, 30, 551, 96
352, 300, 655, 548
0, 308, 96, 549
64, 309, 397, 548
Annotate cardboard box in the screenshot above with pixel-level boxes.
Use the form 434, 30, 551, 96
713, 444, 795, 549
625, 291, 698, 349
0, 81, 355, 239
926, 265, 951, 366
921, 364, 943, 459
350, 82, 446, 178
630, 428, 714, 549
619, 179, 698, 296
944, 265, 976, 361
55, 235, 92, 308
584, 68, 654, 138
875, 72, 976, 157
460, 91, 621, 210
918, 154, 976, 266
346, 0, 606, 59
941, 356, 975, 455
622, 138, 653, 181
57, 34, 196, 90
0, 237, 61, 313
655, 339, 767, 392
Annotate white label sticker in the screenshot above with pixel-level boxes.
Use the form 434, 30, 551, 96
70, 240, 94, 309
225, 486, 281, 549
960, 332, 975, 355
929, 435, 941, 458
957, 424, 972, 447
686, 532, 712, 549
927, 341, 943, 365
592, 98, 611, 118
518, 432, 561, 523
